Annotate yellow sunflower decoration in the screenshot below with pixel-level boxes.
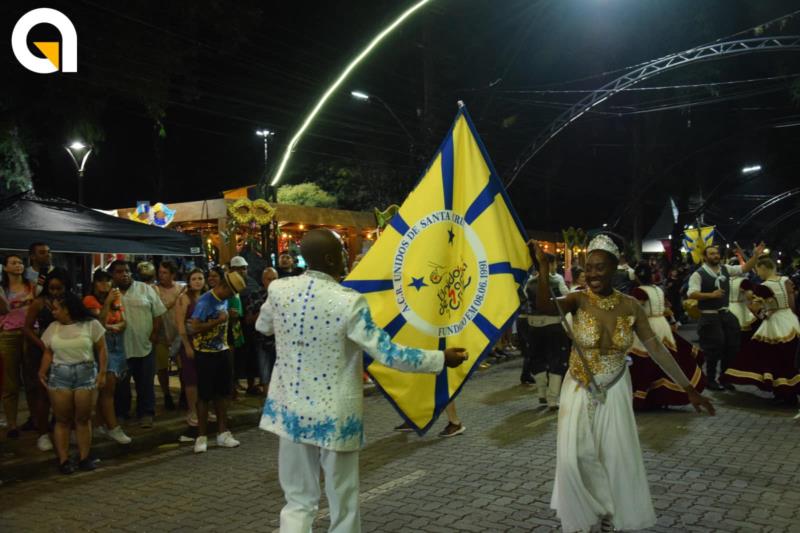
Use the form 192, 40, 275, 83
252, 199, 275, 225
229, 198, 276, 226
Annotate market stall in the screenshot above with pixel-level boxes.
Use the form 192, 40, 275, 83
0, 192, 202, 256
116, 187, 377, 267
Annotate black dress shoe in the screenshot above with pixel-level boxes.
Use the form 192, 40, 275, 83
59, 460, 76, 475
706, 380, 724, 391
721, 382, 735, 391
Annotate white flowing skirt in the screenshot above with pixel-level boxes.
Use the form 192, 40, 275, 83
752, 308, 800, 343
551, 368, 656, 532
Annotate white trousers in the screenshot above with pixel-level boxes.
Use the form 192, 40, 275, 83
278, 437, 361, 533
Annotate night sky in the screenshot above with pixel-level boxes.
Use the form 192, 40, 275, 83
3, 0, 800, 248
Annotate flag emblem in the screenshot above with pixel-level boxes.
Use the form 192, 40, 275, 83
392, 209, 490, 338
344, 106, 531, 433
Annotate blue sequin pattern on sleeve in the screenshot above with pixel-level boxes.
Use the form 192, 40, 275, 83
355, 307, 425, 369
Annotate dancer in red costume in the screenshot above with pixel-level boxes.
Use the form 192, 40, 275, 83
628, 263, 706, 410
729, 275, 758, 342
722, 257, 800, 406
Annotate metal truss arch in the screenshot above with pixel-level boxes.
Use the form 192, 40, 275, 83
730, 187, 800, 239
505, 36, 800, 189
758, 207, 800, 241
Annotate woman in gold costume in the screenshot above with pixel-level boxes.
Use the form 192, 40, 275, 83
531, 234, 715, 532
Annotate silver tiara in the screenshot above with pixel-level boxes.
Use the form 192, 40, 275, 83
587, 234, 620, 259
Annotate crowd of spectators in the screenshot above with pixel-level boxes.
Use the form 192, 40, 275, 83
0, 242, 305, 473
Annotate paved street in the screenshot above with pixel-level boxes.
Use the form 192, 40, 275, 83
2, 362, 799, 532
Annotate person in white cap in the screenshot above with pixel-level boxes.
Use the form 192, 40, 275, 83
230, 255, 248, 270
229, 256, 260, 395
530, 234, 715, 533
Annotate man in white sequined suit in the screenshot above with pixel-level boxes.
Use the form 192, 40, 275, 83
256, 229, 468, 533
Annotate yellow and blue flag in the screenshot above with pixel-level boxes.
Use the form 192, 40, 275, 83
343, 106, 532, 433
683, 226, 715, 264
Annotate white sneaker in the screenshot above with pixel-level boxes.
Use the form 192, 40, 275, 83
95, 426, 107, 437
36, 434, 53, 452
793, 410, 800, 421
216, 431, 240, 448
107, 426, 132, 444
194, 436, 208, 454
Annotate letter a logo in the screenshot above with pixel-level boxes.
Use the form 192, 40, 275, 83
11, 8, 77, 74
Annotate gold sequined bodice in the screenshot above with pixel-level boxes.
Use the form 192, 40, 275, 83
569, 291, 636, 387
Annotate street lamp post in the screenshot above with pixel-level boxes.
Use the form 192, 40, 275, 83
64, 141, 93, 293
351, 91, 416, 164
255, 129, 275, 200
255, 129, 277, 266
64, 141, 93, 205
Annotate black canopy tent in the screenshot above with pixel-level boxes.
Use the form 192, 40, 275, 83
0, 193, 202, 256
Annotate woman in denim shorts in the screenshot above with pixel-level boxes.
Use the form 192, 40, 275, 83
83, 270, 131, 445
38, 294, 107, 474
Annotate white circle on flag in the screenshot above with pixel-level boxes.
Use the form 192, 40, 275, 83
392, 210, 489, 337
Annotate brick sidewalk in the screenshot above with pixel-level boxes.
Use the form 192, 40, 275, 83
2, 361, 799, 532
0, 377, 266, 482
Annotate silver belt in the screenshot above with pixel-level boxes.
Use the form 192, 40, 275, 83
701, 307, 729, 314
572, 363, 628, 397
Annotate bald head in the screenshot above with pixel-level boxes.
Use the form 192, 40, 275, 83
262, 267, 278, 289
300, 229, 345, 278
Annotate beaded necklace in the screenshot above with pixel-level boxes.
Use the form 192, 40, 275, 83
586, 289, 622, 311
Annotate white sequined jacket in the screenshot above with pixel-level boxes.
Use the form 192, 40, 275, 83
255, 270, 445, 452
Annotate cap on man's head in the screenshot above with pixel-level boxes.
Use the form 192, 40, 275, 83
137, 261, 156, 277
230, 256, 248, 268
224, 271, 246, 294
